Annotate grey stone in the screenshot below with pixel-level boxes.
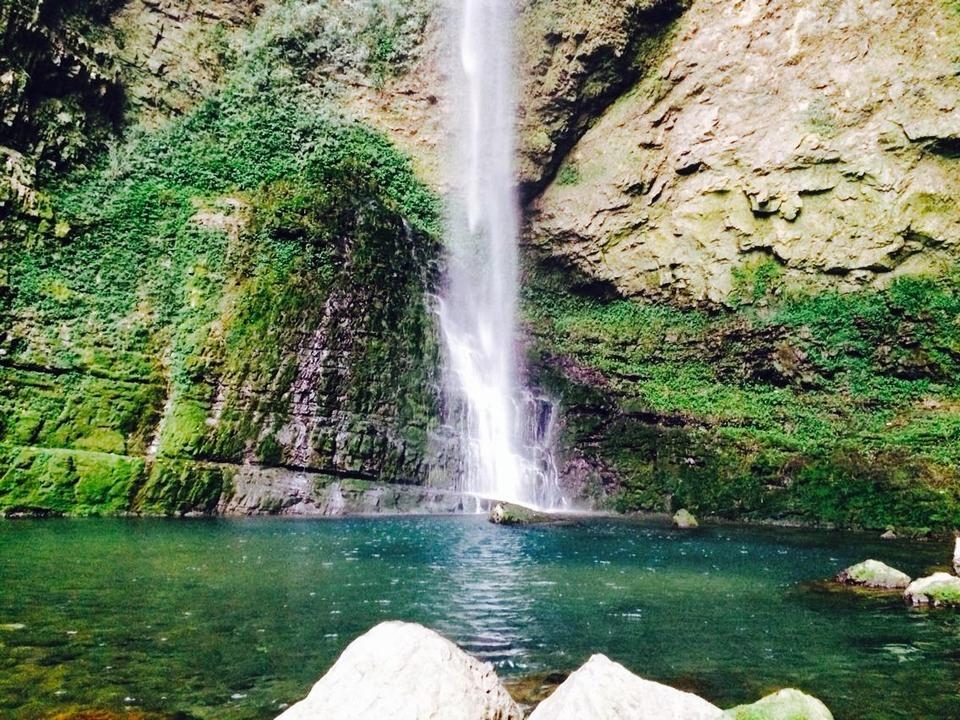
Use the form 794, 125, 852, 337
673, 508, 699, 529
723, 688, 833, 720
835, 559, 911, 589
275, 621, 522, 720
528, 654, 723, 720
904, 573, 960, 607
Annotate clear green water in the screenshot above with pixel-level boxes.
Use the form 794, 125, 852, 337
1, 516, 958, 719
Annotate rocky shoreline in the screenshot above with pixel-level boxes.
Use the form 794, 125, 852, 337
276, 621, 834, 720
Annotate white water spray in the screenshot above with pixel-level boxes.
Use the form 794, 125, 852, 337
438, 0, 561, 509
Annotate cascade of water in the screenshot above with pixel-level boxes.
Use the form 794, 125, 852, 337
438, 0, 561, 510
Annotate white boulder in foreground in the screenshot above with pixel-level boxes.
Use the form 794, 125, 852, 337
723, 688, 834, 719
276, 621, 523, 720
528, 654, 723, 720
904, 572, 960, 607
835, 559, 911, 589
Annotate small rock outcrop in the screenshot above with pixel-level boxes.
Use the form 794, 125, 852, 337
527, 654, 723, 720
673, 508, 699, 529
952, 537, 960, 575
275, 621, 523, 720
490, 501, 553, 525
835, 559, 911, 589
723, 688, 834, 720
904, 573, 960, 607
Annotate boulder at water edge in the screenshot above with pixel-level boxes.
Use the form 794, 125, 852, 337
527, 654, 723, 720
489, 501, 552, 525
673, 509, 699, 529
953, 537, 960, 575
723, 688, 833, 720
904, 573, 960, 607
275, 621, 523, 720
835, 559, 911, 589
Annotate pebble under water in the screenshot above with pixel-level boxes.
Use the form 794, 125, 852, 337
1, 515, 958, 719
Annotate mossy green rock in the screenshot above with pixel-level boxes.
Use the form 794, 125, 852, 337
489, 502, 553, 525
673, 508, 699, 529
904, 573, 960, 607
724, 688, 833, 720
836, 559, 911, 590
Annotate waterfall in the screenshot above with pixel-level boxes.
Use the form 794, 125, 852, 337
438, 0, 561, 510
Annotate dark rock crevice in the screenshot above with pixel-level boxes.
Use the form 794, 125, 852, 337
517, 0, 691, 203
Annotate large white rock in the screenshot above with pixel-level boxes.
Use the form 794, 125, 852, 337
904, 572, 960, 607
835, 559, 911, 589
275, 621, 523, 720
528, 654, 723, 720
952, 537, 960, 575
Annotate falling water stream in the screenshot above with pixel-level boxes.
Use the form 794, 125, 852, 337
438, 0, 560, 509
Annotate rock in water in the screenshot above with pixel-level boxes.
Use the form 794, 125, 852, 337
275, 621, 523, 720
723, 688, 834, 720
528, 654, 723, 720
489, 501, 551, 525
953, 537, 960, 575
904, 573, 960, 607
835, 559, 911, 589
673, 508, 699, 529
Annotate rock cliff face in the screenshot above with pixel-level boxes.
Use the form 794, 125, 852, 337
514, 0, 960, 530
528, 0, 960, 303
3, 0, 960, 525
0, 0, 450, 516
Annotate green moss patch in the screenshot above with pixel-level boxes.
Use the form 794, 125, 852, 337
0, 445, 143, 516
525, 262, 960, 530
1, 9, 442, 514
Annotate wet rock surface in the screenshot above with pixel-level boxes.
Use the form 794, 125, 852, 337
835, 559, 911, 590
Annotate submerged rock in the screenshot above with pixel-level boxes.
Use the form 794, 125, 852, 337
723, 688, 833, 720
527, 654, 723, 720
489, 501, 552, 525
904, 573, 960, 607
835, 559, 911, 589
274, 621, 522, 720
673, 509, 699, 529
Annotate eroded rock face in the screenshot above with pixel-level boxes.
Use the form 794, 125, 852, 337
528, 654, 723, 720
835, 559, 911, 589
275, 621, 523, 720
723, 688, 834, 720
220, 467, 472, 516
528, 0, 960, 304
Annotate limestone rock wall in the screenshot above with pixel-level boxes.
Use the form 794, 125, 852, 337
527, 0, 960, 304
